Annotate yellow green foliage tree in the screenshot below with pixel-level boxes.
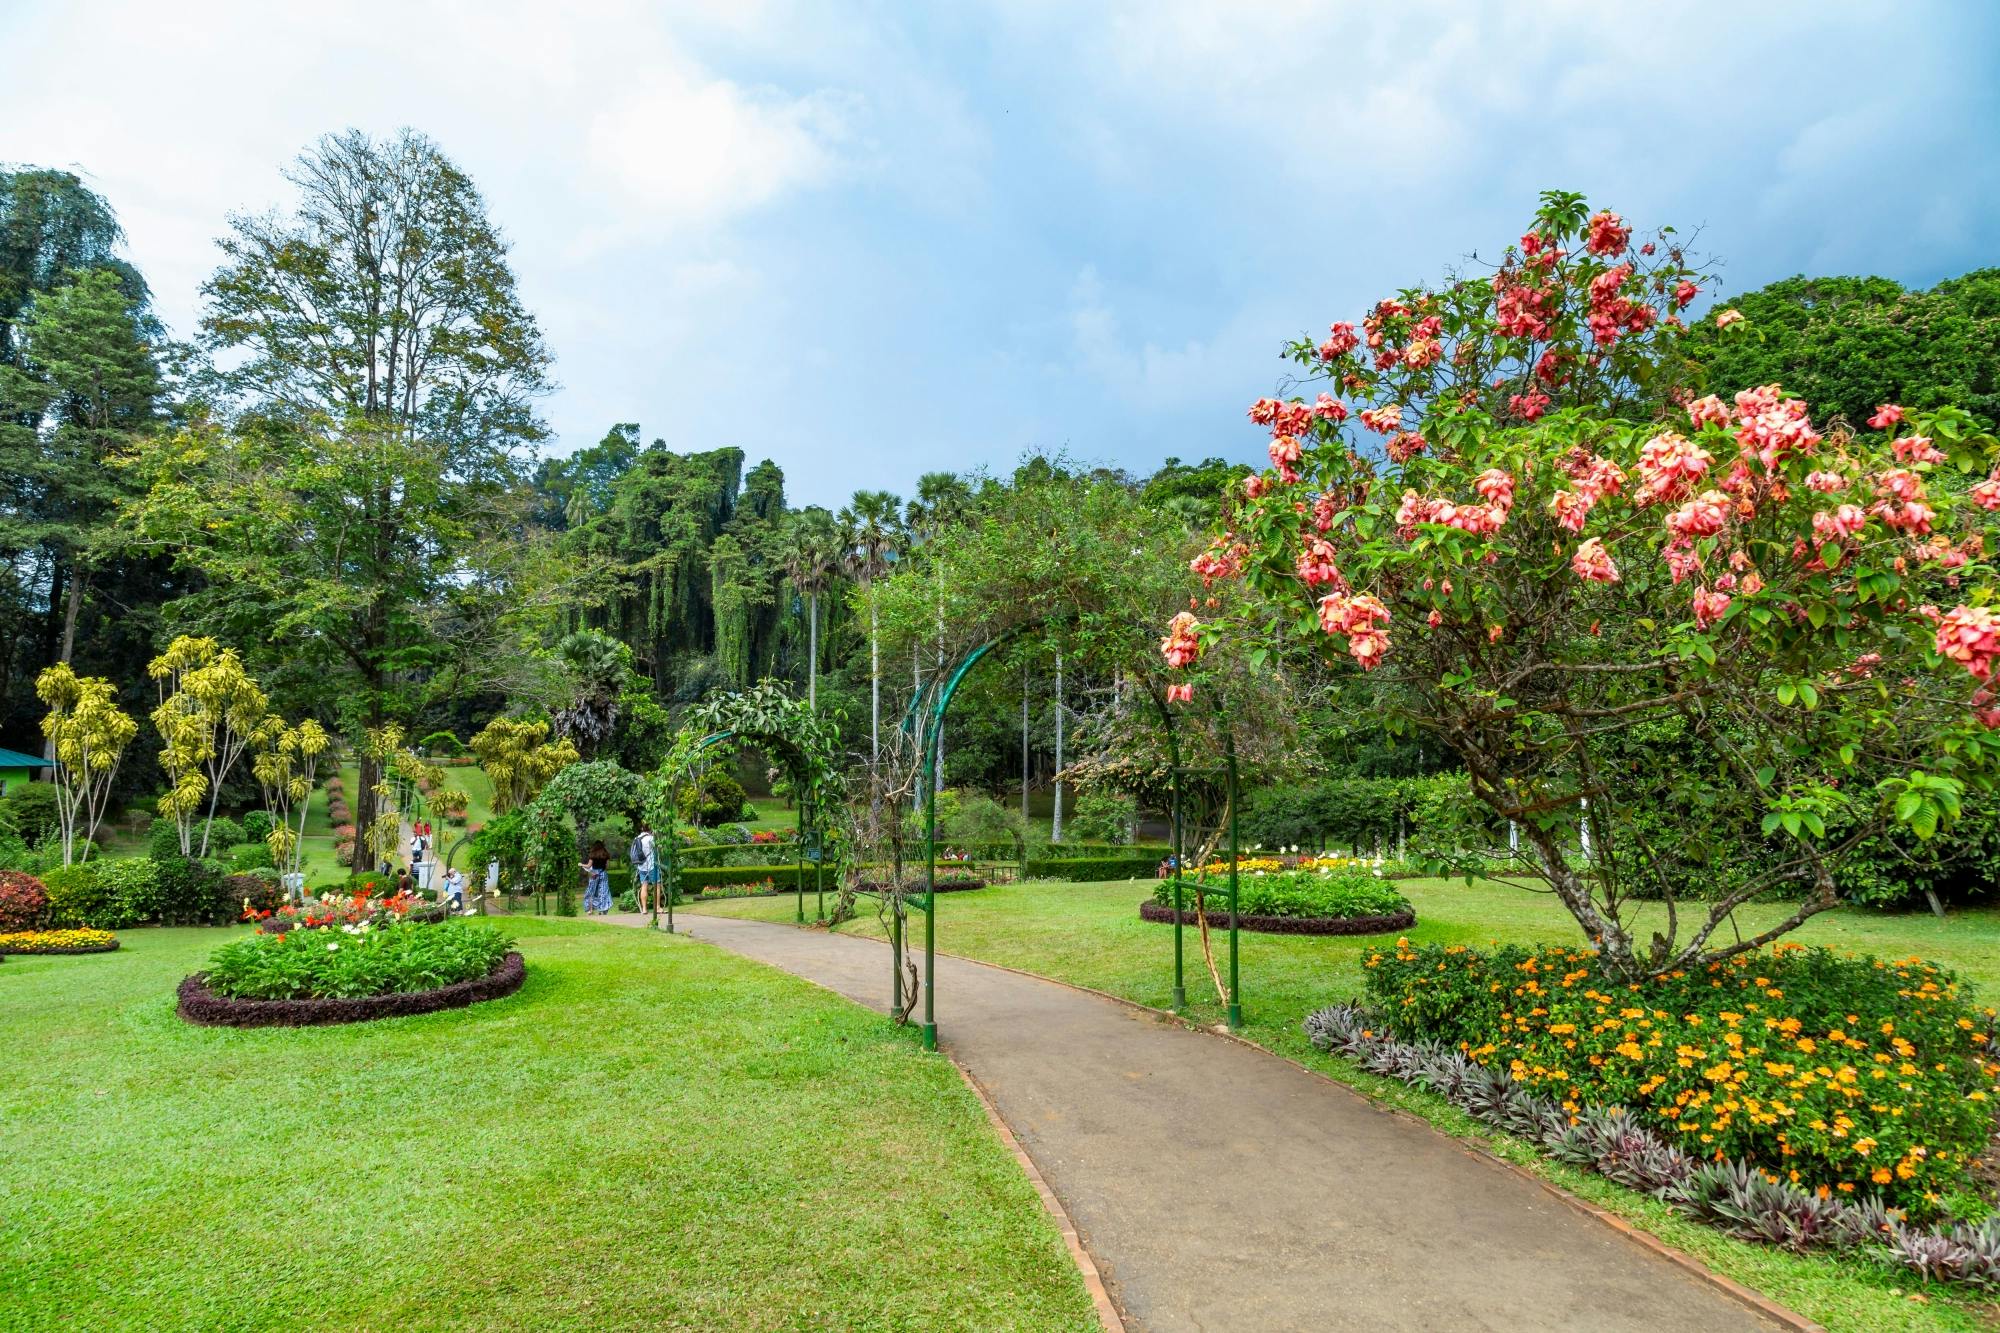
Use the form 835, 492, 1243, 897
148, 635, 270, 857
36, 663, 138, 865
470, 716, 578, 814
252, 717, 330, 880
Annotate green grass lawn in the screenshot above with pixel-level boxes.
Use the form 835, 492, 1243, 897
691, 877, 2000, 1333
0, 918, 1097, 1332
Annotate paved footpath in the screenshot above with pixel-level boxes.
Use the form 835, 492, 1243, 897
607, 912, 1782, 1333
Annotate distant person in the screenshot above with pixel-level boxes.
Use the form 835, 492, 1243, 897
632, 822, 660, 913
396, 865, 413, 896
582, 841, 613, 915
442, 865, 466, 911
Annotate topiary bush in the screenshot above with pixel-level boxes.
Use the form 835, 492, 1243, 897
146, 815, 183, 862
0, 784, 60, 848
682, 771, 749, 827
96, 857, 163, 925
0, 870, 49, 930
241, 810, 274, 846
224, 840, 274, 872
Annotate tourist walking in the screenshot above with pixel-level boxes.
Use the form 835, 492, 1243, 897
441, 865, 466, 911
632, 822, 660, 913
582, 841, 613, 915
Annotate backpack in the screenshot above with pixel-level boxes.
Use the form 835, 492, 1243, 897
628, 835, 646, 865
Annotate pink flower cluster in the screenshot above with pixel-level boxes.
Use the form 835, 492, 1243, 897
1396, 469, 1516, 539
1586, 264, 1655, 345
1666, 491, 1730, 539
1633, 432, 1713, 505
1585, 210, 1631, 257
1868, 404, 1904, 430
1731, 384, 1822, 471
1317, 322, 1360, 362
1164, 683, 1193, 704
1873, 468, 1935, 535
1936, 605, 2000, 679
1546, 450, 1626, 532
1386, 431, 1428, 464
1508, 390, 1551, 421
1892, 435, 1946, 465
1190, 538, 1247, 586
1294, 536, 1346, 589
1160, 612, 1202, 669
1317, 591, 1392, 670
1691, 587, 1733, 630
1571, 537, 1618, 584
1359, 405, 1404, 435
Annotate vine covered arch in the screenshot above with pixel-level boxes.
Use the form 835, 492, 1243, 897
524, 759, 647, 914
651, 680, 848, 932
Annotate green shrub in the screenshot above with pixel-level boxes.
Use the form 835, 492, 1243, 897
0, 784, 60, 848
219, 872, 284, 921
40, 862, 130, 929
682, 772, 749, 827
146, 816, 183, 861
201, 919, 514, 1000
1362, 939, 2000, 1209
679, 863, 814, 893
1022, 854, 1161, 882
240, 810, 275, 846
202, 817, 245, 855
1065, 790, 1136, 844
1153, 868, 1409, 919
96, 858, 164, 924
154, 857, 226, 925
225, 840, 274, 872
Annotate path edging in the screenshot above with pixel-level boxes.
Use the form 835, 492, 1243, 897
707, 912, 1821, 1333
948, 1057, 1126, 1333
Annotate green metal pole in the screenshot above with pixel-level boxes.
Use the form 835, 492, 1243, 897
922, 716, 939, 1052
664, 817, 677, 936
795, 799, 805, 923
1226, 746, 1242, 1030
1171, 767, 1185, 1012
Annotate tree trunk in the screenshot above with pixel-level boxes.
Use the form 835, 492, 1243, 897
59, 568, 85, 664
1052, 652, 1064, 844
869, 588, 881, 764
807, 591, 819, 709
1021, 666, 1030, 823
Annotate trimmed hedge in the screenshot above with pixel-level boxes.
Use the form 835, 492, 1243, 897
678, 863, 818, 892
1021, 854, 1162, 882
1138, 900, 1414, 936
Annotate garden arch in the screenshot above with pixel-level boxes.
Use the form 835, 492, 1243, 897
654, 682, 847, 934
523, 759, 647, 915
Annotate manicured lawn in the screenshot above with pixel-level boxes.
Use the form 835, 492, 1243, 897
692, 877, 2000, 1333
0, 919, 1097, 1332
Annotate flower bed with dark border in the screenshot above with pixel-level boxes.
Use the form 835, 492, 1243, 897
0, 930, 121, 955
176, 951, 525, 1027
852, 878, 988, 896
1138, 900, 1415, 936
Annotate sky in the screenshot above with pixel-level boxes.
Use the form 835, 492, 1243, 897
3, 0, 1997, 508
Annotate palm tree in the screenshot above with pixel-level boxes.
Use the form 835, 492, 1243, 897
780, 508, 839, 709
906, 472, 973, 791
839, 489, 901, 764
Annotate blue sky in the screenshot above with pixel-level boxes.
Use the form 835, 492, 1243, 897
4, 1, 1996, 507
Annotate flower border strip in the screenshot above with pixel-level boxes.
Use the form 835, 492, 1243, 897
1138, 901, 1415, 937
0, 940, 120, 955
1303, 1003, 2000, 1291
175, 951, 526, 1028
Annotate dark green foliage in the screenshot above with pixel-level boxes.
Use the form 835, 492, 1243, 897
1687, 270, 2000, 430
152, 857, 225, 925
200, 919, 515, 1000
224, 840, 273, 872
1238, 775, 1491, 854
218, 872, 282, 921
683, 770, 749, 827
38, 861, 126, 928
0, 783, 59, 847
239, 810, 274, 845
145, 814, 181, 862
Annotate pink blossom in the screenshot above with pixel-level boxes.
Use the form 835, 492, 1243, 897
1635, 431, 1713, 504
1548, 489, 1593, 533
1936, 605, 2000, 678
1585, 210, 1631, 256
1811, 505, 1868, 544
1473, 468, 1516, 511
1687, 395, 1730, 429
1692, 587, 1732, 630
1190, 540, 1247, 586
1804, 471, 1847, 494
1242, 474, 1269, 501
1317, 322, 1360, 361
1358, 405, 1404, 435
1312, 493, 1338, 532
1402, 337, 1443, 369
1160, 612, 1202, 669
1248, 398, 1281, 426
1164, 683, 1193, 704
1268, 434, 1303, 484
1892, 435, 1946, 465
1425, 610, 1442, 627
1868, 404, 1905, 430
1508, 390, 1551, 421
1732, 386, 1822, 470
1674, 279, 1700, 308
1666, 490, 1730, 539
1294, 537, 1345, 589
1318, 592, 1393, 670
1714, 309, 1745, 329
1876, 499, 1936, 535
1312, 393, 1348, 423
1663, 539, 1702, 585
1877, 468, 1927, 503
1571, 537, 1619, 584
1970, 473, 2000, 511
1386, 431, 1428, 464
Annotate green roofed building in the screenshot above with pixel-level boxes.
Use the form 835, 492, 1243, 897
0, 747, 50, 798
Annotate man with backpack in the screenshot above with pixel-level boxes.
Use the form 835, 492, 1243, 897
631, 822, 660, 914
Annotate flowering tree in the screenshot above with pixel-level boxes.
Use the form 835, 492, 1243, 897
1176, 191, 2000, 981
36, 663, 138, 865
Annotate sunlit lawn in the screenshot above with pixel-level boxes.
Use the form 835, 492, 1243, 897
692, 876, 2000, 1333
0, 918, 1096, 1332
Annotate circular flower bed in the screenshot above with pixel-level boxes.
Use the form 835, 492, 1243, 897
0, 928, 120, 955
1142, 869, 1414, 936
177, 919, 521, 1027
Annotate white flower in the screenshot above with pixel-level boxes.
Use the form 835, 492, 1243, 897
327, 941, 339, 951
1372, 870, 1384, 878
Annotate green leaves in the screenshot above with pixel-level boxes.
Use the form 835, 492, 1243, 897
1881, 771, 1964, 842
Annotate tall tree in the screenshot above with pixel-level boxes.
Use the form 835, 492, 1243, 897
840, 490, 901, 766
907, 472, 973, 791
780, 507, 840, 709
127, 128, 552, 848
